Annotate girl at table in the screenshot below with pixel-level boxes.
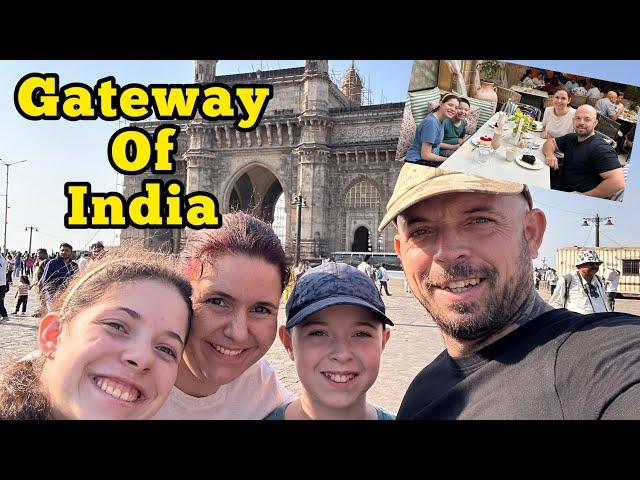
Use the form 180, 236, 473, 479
440, 97, 470, 158
540, 87, 575, 140
406, 93, 459, 167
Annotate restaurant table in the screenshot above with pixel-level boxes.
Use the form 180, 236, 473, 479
510, 85, 549, 112
617, 109, 637, 137
440, 112, 551, 188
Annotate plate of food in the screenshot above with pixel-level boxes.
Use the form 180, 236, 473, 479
471, 135, 492, 147
516, 154, 544, 170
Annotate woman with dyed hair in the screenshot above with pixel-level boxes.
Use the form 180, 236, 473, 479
0, 250, 193, 419
153, 211, 293, 419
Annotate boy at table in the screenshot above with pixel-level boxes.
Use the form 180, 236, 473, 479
440, 98, 471, 158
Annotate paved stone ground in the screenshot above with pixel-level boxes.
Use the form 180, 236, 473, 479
2, 280, 639, 414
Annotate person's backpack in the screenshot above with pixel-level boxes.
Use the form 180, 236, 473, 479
375, 268, 383, 280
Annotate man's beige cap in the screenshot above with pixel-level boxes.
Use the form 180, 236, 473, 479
378, 164, 532, 232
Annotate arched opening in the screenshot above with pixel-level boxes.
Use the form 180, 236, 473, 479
352, 226, 371, 252
228, 165, 285, 244
344, 180, 381, 252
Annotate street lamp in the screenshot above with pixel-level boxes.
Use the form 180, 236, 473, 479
582, 213, 613, 247
25, 226, 38, 255
0, 159, 28, 253
291, 193, 307, 265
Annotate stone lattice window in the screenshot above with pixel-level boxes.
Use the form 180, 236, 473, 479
272, 193, 287, 249
345, 181, 381, 210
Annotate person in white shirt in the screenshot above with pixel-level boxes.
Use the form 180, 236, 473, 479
533, 73, 545, 87
548, 251, 608, 314
565, 79, 578, 93
357, 254, 376, 283
615, 92, 626, 114
540, 87, 576, 139
153, 212, 293, 420
573, 80, 588, 97
586, 80, 603, 99
546, 268, 558, 295
604, 267, 621, 311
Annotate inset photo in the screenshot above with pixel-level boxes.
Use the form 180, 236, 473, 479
396, 60, 634, 203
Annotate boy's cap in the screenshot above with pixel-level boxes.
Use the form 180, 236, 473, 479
286, 262, 394, 329
378, 164, 532, 232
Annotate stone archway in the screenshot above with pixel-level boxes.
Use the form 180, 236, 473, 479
226, 164, 286, 246
352, 226, 371, 252
343, 179, 381, 252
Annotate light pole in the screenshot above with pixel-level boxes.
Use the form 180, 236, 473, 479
292, 193, 307, 265
0, 159, 28, 254
582, 213, 614, 247
25, 226, 38, 255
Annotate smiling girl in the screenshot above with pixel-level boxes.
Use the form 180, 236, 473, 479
0, 252, 193, 419
406, 93, 460, 167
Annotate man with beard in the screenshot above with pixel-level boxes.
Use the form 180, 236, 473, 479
548, 251, 608, 314
379, 164, 640, 419
543, 104, 624, 200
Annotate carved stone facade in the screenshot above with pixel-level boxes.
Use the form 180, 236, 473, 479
120, 61, 404, 259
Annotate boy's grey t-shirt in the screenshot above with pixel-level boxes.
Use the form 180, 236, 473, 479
264, 402, 396, 420
397, 309, 640, 420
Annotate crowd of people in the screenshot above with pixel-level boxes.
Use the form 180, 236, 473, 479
0, 171, 638, 419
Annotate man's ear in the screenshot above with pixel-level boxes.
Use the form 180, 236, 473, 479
38, 313, 62, 359
524, 208, 547, 259
278, 325, 294, 361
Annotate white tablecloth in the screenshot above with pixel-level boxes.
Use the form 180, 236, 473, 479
440, 112, 551, 188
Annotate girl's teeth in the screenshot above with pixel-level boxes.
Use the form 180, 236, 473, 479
95, 377, 140, 403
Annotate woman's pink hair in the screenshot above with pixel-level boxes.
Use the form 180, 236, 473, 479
180, 211, 290, 292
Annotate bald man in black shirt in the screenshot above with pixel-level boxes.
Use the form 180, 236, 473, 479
543, 105, 625, 200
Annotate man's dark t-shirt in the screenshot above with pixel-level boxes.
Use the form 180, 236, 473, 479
397, 310, 640, 419
554, 133, 620, 193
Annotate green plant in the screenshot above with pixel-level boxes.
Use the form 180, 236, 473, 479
478, 61, 502, 81
508, 108, 534, 136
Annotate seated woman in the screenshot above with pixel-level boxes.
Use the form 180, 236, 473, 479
0, 251, 193, 419
439, 97, 470, 158
540, 87, 575, 139
405, 93, 459, 167
573, 80, 588, 97
533, 73, 546, 87
153, 211, 293, 419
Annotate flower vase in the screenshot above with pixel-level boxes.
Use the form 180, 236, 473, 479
475, 81, 498, 103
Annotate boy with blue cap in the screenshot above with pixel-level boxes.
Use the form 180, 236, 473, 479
264, 262, 395, 420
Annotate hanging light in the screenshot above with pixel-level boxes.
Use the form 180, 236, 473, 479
581, 220, 589, 227
605, 218, 614, 226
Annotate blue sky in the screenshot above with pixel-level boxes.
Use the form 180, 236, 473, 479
0, 59, 637, 266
